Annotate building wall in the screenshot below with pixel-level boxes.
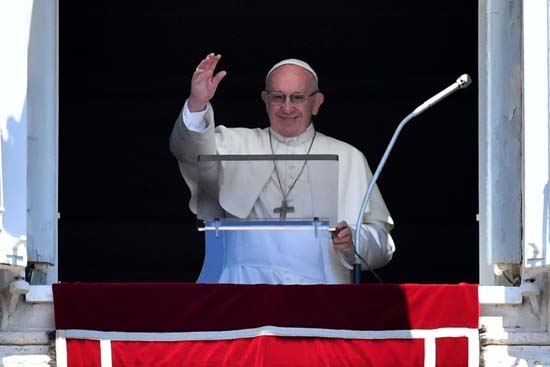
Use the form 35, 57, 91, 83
2, 1, 548, 366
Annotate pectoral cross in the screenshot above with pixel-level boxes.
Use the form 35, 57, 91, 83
273, 199, 295, 219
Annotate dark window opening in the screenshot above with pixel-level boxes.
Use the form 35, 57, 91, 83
59, 1, 479, 284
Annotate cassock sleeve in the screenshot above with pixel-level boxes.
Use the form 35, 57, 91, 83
332, 140, 395, 271
169, 101, 217, 214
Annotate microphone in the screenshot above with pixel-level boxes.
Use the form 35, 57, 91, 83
352, 74, 473, 284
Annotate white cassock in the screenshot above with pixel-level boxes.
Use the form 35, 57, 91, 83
169, 101, 395, 284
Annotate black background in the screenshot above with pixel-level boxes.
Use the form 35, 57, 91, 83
59, 1, 479, 283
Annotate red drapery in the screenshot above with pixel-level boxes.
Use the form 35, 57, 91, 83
53, 283, 479, 367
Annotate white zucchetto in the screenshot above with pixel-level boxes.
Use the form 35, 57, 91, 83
265, 59, 318, 84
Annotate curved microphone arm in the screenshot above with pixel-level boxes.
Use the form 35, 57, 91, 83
352, 74, 472, 284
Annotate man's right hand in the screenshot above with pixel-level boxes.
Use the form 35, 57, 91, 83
188, 53, 227, 112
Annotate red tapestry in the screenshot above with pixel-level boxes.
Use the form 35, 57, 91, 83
53, 283, 479, 367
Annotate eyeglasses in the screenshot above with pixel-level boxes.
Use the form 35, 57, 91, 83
265, 91, 318, 106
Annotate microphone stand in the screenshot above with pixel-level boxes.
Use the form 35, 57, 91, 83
352, 74, 472, 284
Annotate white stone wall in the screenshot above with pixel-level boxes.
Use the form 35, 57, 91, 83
0, 288, 53, 367
481, 274, 550, 366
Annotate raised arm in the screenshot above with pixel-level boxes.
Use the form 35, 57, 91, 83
169, 53, 228, 215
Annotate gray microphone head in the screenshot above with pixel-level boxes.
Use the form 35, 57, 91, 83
456, 74, 472, 89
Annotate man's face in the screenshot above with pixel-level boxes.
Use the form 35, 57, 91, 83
262, 65, 324, 138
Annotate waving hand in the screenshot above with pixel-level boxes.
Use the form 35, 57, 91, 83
188, 53, 227, 112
